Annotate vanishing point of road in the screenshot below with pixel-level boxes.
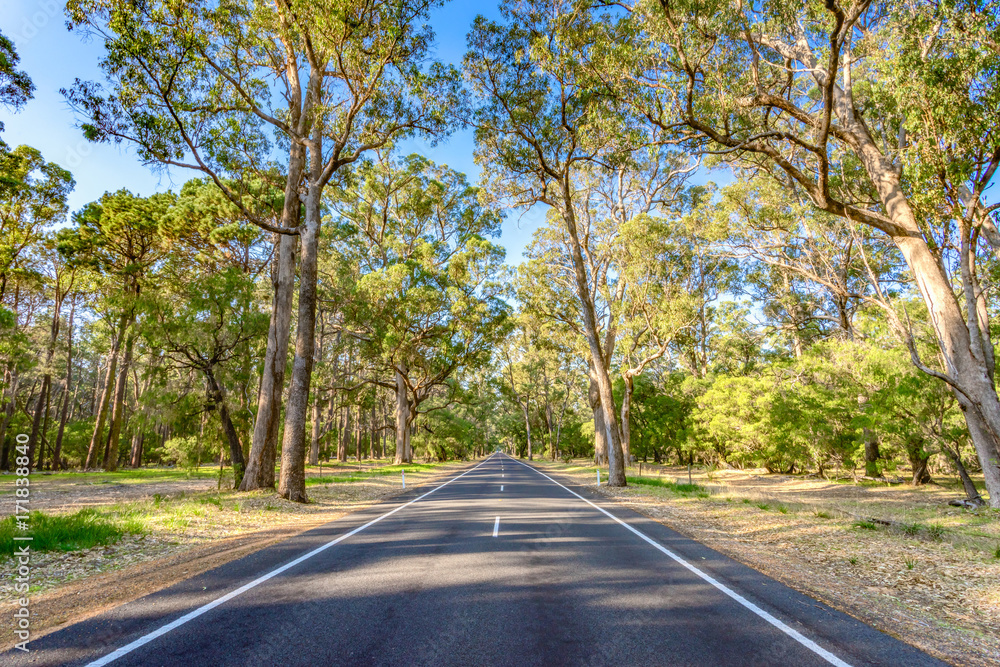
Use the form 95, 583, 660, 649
6, 453, 946, 666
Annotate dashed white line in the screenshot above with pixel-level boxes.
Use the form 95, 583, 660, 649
493, 516, 500, 537
500, 485, 504, 491
505, 454, 852, 667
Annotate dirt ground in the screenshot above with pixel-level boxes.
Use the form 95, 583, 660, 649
0, 461, 469, 649
533, 460, 1000, 667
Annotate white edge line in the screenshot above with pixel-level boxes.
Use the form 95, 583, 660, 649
505, 454, 851, 667
86, 454, 497, 667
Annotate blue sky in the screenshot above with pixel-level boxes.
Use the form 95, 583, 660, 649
0, 0, 550, 263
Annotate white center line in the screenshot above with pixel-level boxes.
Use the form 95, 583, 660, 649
505, 454, 852, 667
85, 454, 498, 667
493, 516, 500, 537
500, 485, 504, 491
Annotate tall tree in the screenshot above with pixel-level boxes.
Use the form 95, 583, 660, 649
585, 0, 1000, 505
66, 0, 460, 501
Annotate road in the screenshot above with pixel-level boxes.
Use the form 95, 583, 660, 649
6, 453, 946, 666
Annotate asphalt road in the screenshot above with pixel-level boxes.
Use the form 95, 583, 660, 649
6, 453, 948, 667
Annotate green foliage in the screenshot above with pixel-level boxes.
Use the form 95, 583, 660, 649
163, 436, 213, 470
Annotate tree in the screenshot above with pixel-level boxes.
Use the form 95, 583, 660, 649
466, 1, 639, 485
67, 190, 168, 470
579, 0, 1000, 505
331, 153, 510, 464
65, 0, 460, 501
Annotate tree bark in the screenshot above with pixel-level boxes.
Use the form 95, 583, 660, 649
29, 283, 66, 470
621, 373, 634, 465
589, 364, 608, 466
241, 141, 304, 492
85, 314, 126, 469
206, 366, 246, 488
0, 369, 18, 470
52, 297, 76, 470
863, 427, 880, 478
394, 367, 412, 464
278, 169, 322, 503
941, 442, 983, 504
309, 393, 321, 466
103, 331, 135, 471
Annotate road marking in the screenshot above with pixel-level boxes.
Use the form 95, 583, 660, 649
506, 455, 852, 667
500, 485, 504, 491
493, 516, 500, 537
85, 454, 498, 667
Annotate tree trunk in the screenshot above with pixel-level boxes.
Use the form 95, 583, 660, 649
522, 402, 533, 461
941, 442, 983, 504
0, 369, 19, 470
28, 375, 50, 471
29, 285, 66, 470
863, 427, 880, 478
103, 331, 135, 471
309, 393, 321, 466
85, 314, 126, 469
278, 172, 322, 504
52, 298, 76, 471
906, 435, 932, 485
129, 431, 144, 469
339, 404, 349, 462
851, 118, 1000, 506
589, 365, 607, 466
393, 367, 412, 464
621, 373, 634, 466
241, 140, 303, 491
206, 366, 246, 488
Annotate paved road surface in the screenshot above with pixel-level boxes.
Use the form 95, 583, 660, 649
6, 454, 947, 666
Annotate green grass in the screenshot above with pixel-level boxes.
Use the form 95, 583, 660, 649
304, 462, 445, 486
904, 557, 916, 570
777, 505, 789, 514
0, 509, 143, 554
626, 476, 703, 494
854, 520, 879, 531
756, 502, 770, 511
993, 545, 1000, 559
814, 510, 832, 519
900, 522, 922, 537
0, 467, 218, 487
926, 524, 946, 541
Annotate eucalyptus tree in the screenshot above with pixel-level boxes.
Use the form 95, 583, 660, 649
65, 0, 460, 501
718, 179, 910, 350
582, 0, 1000, 504
331, 153, 510, 465
467, 1, 643, 485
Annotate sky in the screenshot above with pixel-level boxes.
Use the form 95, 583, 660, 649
0, 0, 550, 264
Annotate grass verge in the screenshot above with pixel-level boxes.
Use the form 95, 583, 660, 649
0, 509, 143, 554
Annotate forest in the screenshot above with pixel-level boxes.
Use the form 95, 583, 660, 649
1, 0, 998, 510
